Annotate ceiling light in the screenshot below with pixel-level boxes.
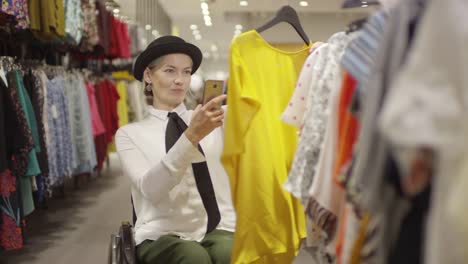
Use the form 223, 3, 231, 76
204, 15, 211, 21
299, 1, 308, 7
192, 30, 200, 35
195, 34, 202, 40
235, 24, 243, 30
234, 29, 242, 35
190, 24, 198, 30
205, 21, 213, 26
202, 9, 210, 15
201, 2, 209, 10
211, 44, 218, 52
113, 8, 120, 14
145, 24, 152, 30
361, 1, 368, 3
203, 52, 211, 58
152, 30, 159, 36
361, 4, 368, 7
240, 1, 248, 6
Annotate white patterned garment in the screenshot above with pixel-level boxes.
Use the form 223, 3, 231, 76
65, 0, 84, 45
283, 43, 329, 199
284, 32, 351, 204
281, 42, 326, 127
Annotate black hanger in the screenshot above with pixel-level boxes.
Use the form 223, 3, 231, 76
256, 5, 310, 45
342, 0, 380, 9
346, 17, 368, 34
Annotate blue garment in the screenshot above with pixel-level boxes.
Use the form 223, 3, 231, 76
341, 11, 388, 87
340, 11, 388, 117
78, 74, 97, 173
63, 73, 97, 174
63, 74, 78, 170
46, 76, 74, 187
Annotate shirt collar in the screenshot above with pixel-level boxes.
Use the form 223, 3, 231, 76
148, 103, 188, 121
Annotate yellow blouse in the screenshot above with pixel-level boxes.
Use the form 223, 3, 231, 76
116, 81, 129, 127
222, 30, 310, 264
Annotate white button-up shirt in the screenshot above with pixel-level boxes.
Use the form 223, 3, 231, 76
115, 103, 236, 245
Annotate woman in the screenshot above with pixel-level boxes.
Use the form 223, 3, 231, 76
115, 36, 236, 264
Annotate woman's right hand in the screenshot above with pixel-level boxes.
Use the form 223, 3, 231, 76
184, 95, 227, 146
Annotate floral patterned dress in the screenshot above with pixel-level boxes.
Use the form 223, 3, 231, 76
0, 72, 33, 251
1, 0, 30, 29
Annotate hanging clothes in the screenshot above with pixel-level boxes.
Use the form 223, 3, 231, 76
379, 0, 468, 263
126, 81, 147, 122
283, 42, 330, 204
93, 79, 119, 170
23, 70, 49, 203
0, 74, 33, 251
115, 81, 129, 127
85, 82, 106, 137
95, 79, 119, 144
35, 70, 54, 197
301, 32, 350, 254
281, 42, 325, 128
0, 70, 6, 173
109, 17, 131, 59
128, 24, 146, 57
80, 0, 100, 52
64, 0, 83, 45
63, 72, 97, 175
332, 72, 358, 186
286, 31, 350, 209
342, 1, 426, 263
7, 71, 42, 216
95, 0, 111, 55
222, 30, 310, 264
28, 0, 65, 40
45, 75, 74, 187
1, 0, 30, 29
107, 79, 129, 153
336, 18, 389, 257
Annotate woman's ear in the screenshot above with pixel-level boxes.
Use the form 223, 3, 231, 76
143, 68, 152, 84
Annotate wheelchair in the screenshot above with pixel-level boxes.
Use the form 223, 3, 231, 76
108, 198, 138, 264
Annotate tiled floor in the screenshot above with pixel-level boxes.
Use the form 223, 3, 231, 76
1, 153, 312, 264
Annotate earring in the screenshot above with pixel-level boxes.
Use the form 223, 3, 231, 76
145, 84, 152, 92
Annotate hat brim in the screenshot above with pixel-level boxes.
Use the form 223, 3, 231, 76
133, 42, 203, 81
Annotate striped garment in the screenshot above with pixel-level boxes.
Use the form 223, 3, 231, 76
341, 11, 388, 88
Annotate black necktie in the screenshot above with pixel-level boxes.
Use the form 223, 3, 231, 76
165, 112, 221, 233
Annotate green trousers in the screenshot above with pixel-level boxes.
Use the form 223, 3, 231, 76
137, 229, 234, 264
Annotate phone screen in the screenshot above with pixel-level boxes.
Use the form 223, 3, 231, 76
202, 80, 225, 106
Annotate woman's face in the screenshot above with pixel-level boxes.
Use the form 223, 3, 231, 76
144, 53, 193, 110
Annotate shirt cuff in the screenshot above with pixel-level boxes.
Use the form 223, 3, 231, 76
162, 133, 206, 172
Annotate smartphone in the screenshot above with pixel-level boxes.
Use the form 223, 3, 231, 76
202, 80, 225, 106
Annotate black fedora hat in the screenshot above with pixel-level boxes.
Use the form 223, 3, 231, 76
133, 36, 203, 81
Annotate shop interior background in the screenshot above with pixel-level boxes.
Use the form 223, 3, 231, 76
117, 0, 372, 80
